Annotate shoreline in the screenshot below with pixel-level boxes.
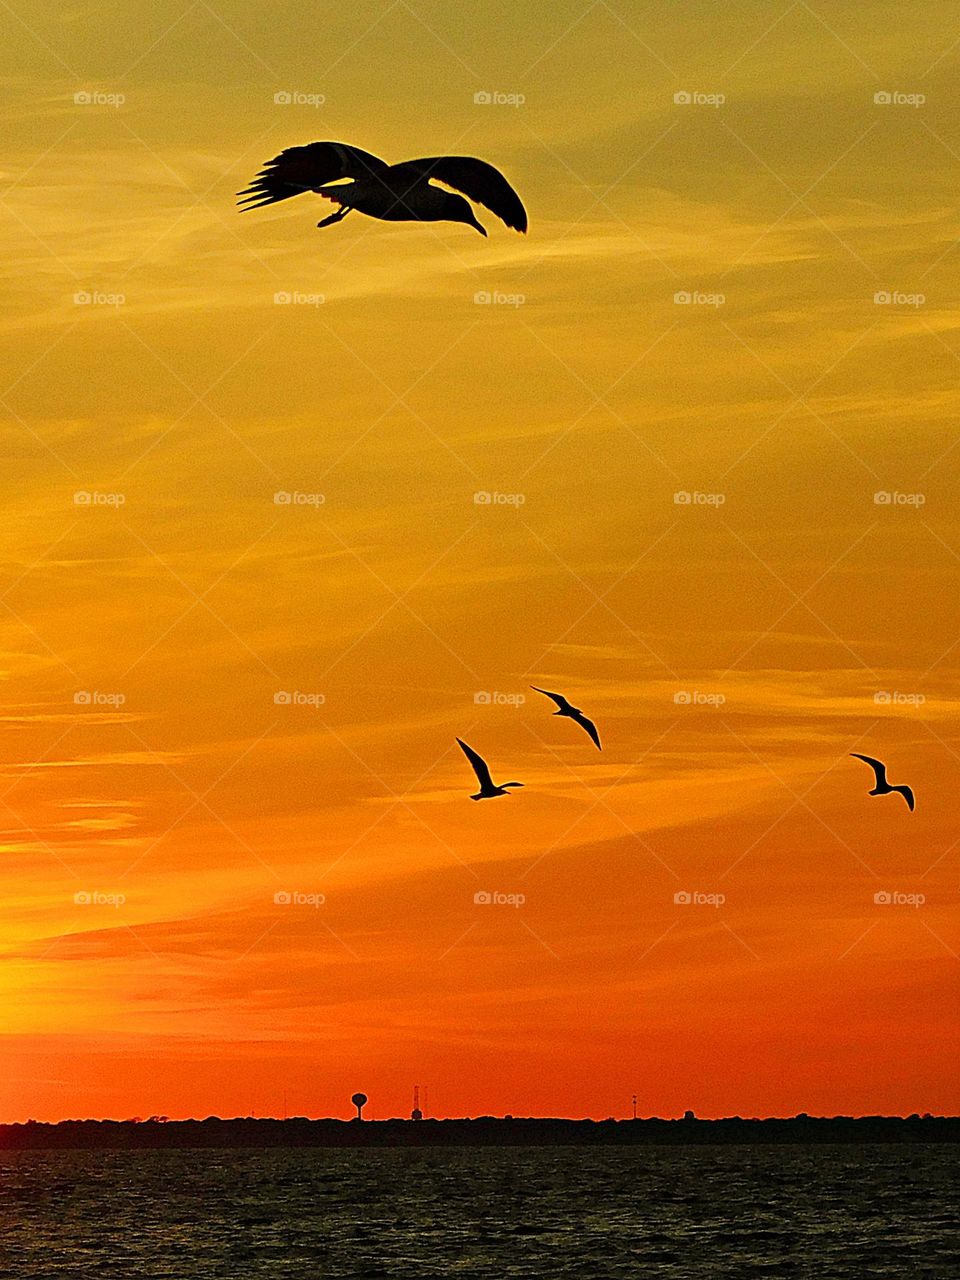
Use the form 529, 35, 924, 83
2, 1115, 957, 1150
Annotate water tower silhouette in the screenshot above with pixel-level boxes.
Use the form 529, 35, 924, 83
351, 1092, 368, 1121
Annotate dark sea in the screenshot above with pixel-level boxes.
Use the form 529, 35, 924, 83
1, 1144, 957, 1278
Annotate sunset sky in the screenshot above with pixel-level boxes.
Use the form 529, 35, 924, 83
1, 0, 958, 1123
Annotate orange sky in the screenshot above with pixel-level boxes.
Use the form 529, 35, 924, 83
1, 1, 958, 1122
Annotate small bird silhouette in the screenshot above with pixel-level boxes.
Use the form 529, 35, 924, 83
456, 738, 524, 800
531, 686, 601, 750
238, 141, 527, 236
850, 753, 915, 811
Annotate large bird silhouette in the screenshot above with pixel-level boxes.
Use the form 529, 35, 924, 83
456, 738, 524, 800
850, 753, 915, 811
238, 141, 527, 236
530, 686, 601, 750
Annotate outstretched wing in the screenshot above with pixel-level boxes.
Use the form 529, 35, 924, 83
894, 785, 915, 812
392, 156, 527, 232
850, 752, 887, 786
531, 685, 567, 711
572, 711, 602, 751
456, 738, 494, 790
238, 141, 388, 211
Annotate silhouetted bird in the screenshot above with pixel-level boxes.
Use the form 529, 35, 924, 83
850, 753, 915, 811
456, 738, 524, 800
531, 686, 601, 750
238, 141, 527, 236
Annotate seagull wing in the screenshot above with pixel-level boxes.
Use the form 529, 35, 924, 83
850, 753, 887, 787
456, 738, 494, 790
238, 141, 389, 210
392, 156, 528, 232
893, 785, 915, 812
571, 710, 602, 751
530, 686, 568, 711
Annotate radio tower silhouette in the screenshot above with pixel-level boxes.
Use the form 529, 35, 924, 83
411, 1085, 423, 1121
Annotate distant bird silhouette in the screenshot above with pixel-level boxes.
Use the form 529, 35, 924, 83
850, 753, 915, 811
456, 738, 523, 800
238, 141, 527, 236
531, 686, 601, 750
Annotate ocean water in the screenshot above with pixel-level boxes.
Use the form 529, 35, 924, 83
1, 1144, 957, 1278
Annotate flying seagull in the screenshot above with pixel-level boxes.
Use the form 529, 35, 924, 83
850, 753, 915, 812
531, 686, 601, 750
238, 141, 527, 236
456, 738, 523, 801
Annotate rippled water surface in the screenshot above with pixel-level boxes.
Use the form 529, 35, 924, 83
2, 1144, 957, 1278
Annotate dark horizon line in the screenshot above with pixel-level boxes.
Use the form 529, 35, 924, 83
4, 1111, 955, 1126
5, 1114, 957, 1149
